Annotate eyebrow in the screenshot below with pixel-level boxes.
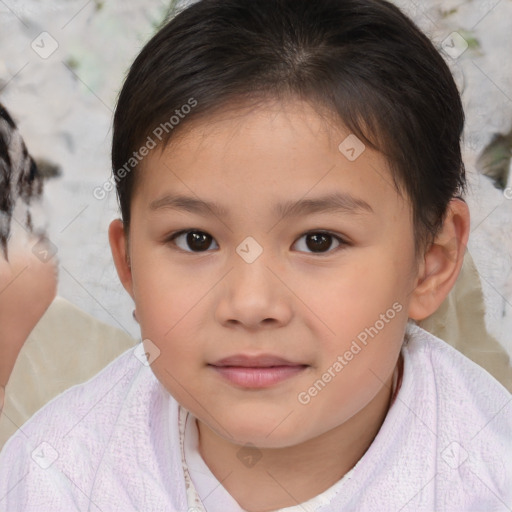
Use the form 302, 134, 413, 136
149, 192, 374, 219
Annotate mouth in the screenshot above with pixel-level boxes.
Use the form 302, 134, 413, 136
209, 354, 309, 388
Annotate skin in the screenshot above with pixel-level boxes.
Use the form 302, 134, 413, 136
0, 230, 58, 412
109, 99, 470, 511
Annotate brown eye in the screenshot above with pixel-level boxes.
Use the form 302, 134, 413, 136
306, 233, 335, 253
293, 231, 346, 254
170, 230, 218, 252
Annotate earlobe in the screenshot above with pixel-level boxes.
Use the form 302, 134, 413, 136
108, 219, 135, 300
408, 198, 470, 321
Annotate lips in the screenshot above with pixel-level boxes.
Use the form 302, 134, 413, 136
209, 354, 308, 388
212, 354, 301, 367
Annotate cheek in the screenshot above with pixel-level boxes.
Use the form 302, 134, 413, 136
306, 251, 409, 384
310, 316, 406, 428
130, 249, 189, 333
140, 313, 205, 406
129, 256, 207, 366
304, 256, 404, 334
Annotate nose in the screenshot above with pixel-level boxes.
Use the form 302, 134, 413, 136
214, 251, 293, 330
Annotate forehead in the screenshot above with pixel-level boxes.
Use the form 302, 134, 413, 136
134, 100, 409, 222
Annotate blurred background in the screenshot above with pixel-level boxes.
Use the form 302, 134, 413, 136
0, 0, 511, 354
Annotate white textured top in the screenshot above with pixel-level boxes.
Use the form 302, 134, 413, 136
178, 405, 356, 511
0, 323, 511, 511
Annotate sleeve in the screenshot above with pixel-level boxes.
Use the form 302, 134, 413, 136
0, 432, 86, 511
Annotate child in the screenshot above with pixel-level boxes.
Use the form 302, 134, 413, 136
1, 0, 511, 510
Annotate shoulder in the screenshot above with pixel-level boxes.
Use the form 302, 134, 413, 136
404, 322, 512, 405
403, 323, 512, 506
6, 344, 146, 441
0, 345, 163, 509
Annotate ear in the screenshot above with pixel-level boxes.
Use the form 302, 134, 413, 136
408, 198, 470, 321
108, 219, 135, 301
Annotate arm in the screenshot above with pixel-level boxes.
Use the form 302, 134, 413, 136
0, 233, 58, 412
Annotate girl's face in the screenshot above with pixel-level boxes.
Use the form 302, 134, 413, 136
112, 100, 422, 448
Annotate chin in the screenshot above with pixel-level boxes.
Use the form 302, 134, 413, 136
212, 414, 315, 449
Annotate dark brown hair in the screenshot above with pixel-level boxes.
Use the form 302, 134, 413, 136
112, 0, 466, 256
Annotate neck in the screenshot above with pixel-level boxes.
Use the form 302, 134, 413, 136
196, 369, 396, 512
